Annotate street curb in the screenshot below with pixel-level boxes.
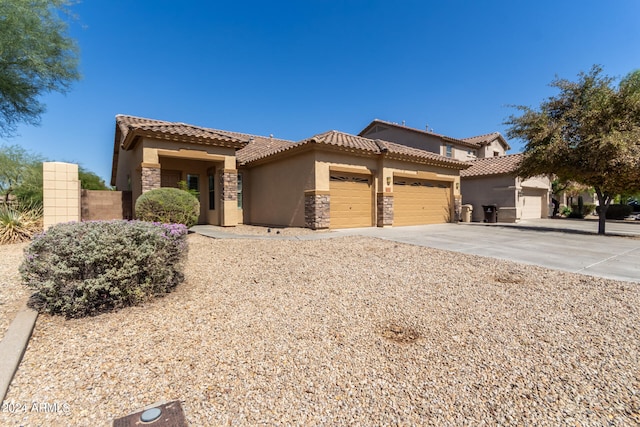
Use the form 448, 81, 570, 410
0, 307, 38, 403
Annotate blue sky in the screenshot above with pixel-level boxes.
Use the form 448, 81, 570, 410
6, 0, 640, 184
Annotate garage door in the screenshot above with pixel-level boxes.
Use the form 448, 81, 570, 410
521, 188, 544, 219
329, 173, 373, 228
393, 178, 451, 226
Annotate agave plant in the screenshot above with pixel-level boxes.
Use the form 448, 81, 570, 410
0, 202, 43, 244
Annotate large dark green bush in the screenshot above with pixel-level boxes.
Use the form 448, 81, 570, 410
135, 188, 200, 227
20, 220, 188, 318
596, 204, 633, 220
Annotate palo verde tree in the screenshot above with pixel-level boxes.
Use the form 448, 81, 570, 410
0, 0, 80, 137
506, 65, 640, 235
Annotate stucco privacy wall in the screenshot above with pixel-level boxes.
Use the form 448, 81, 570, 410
81, 190, 132, 221
43, 162, 81, 229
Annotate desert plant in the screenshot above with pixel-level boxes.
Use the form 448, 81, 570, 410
0, 201, 43, 244
560, 205, 572, 217
135, 188, 199, 227
20, 220, 188, 317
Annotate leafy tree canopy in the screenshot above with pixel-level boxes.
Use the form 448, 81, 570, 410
0, 0, 80, 137
79, 167, 109, 190
1, 144, 109, 205
0, 144, 42, 202
506, 65, 640, 234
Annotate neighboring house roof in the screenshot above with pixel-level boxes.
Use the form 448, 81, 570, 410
460, 153, 523, 178
375, 138, 471, 167
359, 119, 482, 149
462, 131, 511, 151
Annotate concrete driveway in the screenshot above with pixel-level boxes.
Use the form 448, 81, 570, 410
334, 219, 640, 283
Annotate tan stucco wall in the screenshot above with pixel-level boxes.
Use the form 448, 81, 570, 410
461, 175, 518, 222
244, 151, 316, 227
314, 151, 378, 191
363, 127, 442, 153
115, 142, 143, 202
382, 158, 460, 196
478, 139, 507, 158
363, 126, 479, 161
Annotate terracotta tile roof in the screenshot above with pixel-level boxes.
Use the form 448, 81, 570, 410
112, 115, 468, 174
359, 119, 482, 149
116, 115, 247, 149
306, 130, 381, 152
235, 133, 297, 164
236, 130, 469, 169
460, 153, 523, 178
462, 131, 511, 150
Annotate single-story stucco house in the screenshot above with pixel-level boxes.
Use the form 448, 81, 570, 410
460, 154, 551, 222
111, 115, 471, 229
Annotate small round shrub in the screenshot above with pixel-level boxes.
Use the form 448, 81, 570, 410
20, 220, 188, 318
135, 188, 200, 227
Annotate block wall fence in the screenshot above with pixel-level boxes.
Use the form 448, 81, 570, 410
43, 162, 131, 229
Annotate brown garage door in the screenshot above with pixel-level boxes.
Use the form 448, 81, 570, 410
329, 173, 373, 228
393, 178, 451, 225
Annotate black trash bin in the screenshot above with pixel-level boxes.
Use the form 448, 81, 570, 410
482, 205, 499, 223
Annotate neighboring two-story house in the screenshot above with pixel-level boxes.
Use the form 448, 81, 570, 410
359, 119, 510, 160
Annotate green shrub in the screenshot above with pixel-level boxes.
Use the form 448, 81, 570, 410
596, 204, 633, 220
0, 201, 43, 244
20, 220, 188, 318
569, 203, 596, 218
135, 188, 199, 227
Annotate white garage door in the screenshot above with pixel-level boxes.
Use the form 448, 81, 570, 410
521, 189, 544, 219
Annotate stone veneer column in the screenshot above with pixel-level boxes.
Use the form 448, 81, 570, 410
141, 165, 161, 193
454, 194, 462, 222
377, 193, 394, 227
304, 191, 330, 229
220, 169, 238, 226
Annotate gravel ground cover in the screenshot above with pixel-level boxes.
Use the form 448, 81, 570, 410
201, 224, 332, 237
0, 234, 638, 426
0, 242, 30, 340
